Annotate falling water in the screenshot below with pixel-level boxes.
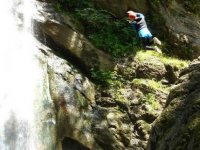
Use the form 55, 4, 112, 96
0, 0, 56, 149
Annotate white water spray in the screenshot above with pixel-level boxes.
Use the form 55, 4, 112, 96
0, 0, 50, 149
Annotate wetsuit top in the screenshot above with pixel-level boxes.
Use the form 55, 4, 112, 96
131, 13, 152, 38
132, 13, 147, 32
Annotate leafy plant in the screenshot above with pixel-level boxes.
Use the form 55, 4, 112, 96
53, 0, 140, 57
76, 8, 139, 57
142, 93, 159, 110
90, 68, 114, 87
53, 0, 92, 11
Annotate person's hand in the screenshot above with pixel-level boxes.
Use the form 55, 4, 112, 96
127, 20, 133, 24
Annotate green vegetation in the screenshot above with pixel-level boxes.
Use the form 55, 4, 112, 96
133, 78, 166, 110
136, 51, 189, 69
187, 112, 200, 149
90, 68, 125, 88
90, 68, 114, 86
53, 0, 92, 11
75, 90, 89, 109
77, 8, 140, 57
115, 88, 129, 104
133, 78, 170, 93
142, 93, 159, 110
53, 0, 140, 57
136, 120, 151, 134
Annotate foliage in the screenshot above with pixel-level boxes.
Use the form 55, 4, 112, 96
132, 78, 170, 93
90, 68, 114, 87
53, 0, 92, 11
141, 93, 159, 110
75, 90, 88, 110
53, 0, 140, 57
90, 68, 127, 88
76, 8, 140, 57
115, 89, 129, 104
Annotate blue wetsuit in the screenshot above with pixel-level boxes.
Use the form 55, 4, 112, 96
131, 13, 154, 49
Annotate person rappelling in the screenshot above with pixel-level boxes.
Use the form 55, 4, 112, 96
127, 10, 162, 53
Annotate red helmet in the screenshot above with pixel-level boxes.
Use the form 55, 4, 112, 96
127, 11, 136, 20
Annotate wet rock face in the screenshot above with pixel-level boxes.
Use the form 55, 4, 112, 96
45, 48, 96, 149
148, 58, 200, 150
33, 1, 140, 149
37, 40, 136, 150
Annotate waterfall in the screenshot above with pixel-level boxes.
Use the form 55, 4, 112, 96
0, 0, 57, 149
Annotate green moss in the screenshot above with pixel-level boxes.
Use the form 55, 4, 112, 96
137, 120, 151, 134
155, 106, 177, 137
141, 93, 159, 110
136, 51, 189, 69
172, 112, 200, 149
90, 68, 114, 87
75, 90, 88, 110
133, 78, 170, 93
115, 89, 129, 104
188, 112, 200, 135
123, 66, 133, 75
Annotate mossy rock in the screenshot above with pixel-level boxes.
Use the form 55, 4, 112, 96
148, 59, 200, 150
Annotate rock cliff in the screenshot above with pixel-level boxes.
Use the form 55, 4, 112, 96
148, 57, 200, 150
32, 0, 199, 149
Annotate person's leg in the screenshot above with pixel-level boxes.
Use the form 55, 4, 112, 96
142, 37, 154, 50
141, 37, 147, 48
153, 37, 162, 46
142, 37, 162, 53
153, 45, 162, 53
151, 37, 162, 53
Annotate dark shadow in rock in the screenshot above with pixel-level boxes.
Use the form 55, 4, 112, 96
33, 20, 89, 75
62, 137, 90, 150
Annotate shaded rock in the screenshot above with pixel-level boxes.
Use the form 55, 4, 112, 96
92, 107, 133, 149
31, 1, 194, 150
136, 56, 166, 80
62, 137, 90, 150
134, 120, 151, 140
37, 43, 97, 149
115, 63, 136, 80
165, 64, 179, 84
148, 59, 200, 150
40, 42, 136, 149
151, 0, 200, 58
96, 97, 117, 107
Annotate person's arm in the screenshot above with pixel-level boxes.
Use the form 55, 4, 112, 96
134, 13, 144, 22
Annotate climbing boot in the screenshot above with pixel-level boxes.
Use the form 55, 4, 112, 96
154, 46, 162, 53
153, 37, 162, 46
